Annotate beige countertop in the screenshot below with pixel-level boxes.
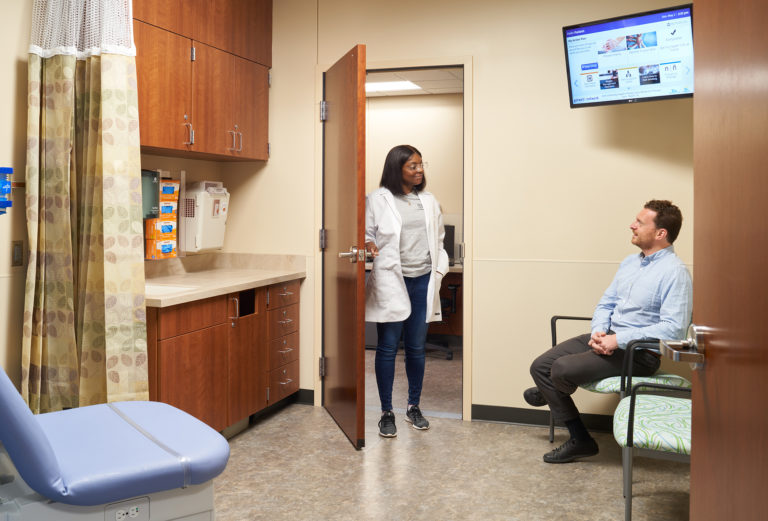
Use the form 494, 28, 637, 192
145, 253, 306, 308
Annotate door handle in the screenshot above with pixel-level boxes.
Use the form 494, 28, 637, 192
659, 323, 710, 370
338, 246, 365, 263
230, 296, 239, 328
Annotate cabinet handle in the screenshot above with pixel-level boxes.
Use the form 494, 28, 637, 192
278, 289, 294, 297
230, 296, 239, 327
277, 318, 293, 325
228, 130, 236, 151
183, 122, 194, 145
237, 130, 243, 152
278, 348, 294, 354
278, 378, 293, 385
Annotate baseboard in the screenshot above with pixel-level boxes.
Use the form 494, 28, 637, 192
471, 404, 612, 433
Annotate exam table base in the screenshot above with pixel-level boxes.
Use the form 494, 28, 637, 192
0, 449, 216, 521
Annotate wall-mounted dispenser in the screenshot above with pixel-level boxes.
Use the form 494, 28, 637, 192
182, 181, 229, 252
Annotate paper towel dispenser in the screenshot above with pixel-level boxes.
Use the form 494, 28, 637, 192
182, 181, 229, 252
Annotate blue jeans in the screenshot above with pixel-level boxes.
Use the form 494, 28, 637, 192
375, 272, 430, 412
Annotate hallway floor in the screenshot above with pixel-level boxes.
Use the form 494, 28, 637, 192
214, 400, 689, 520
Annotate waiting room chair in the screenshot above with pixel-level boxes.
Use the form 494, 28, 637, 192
613, 381, 692, 521
0, 366, 230, 520
547, 315, 692, 442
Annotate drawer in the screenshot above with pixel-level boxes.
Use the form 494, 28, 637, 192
157, 295, 228, 339
269, 331, 299, 370
266, 280, 300, 310
269, 360, 299, 403
267, 303, 299, 338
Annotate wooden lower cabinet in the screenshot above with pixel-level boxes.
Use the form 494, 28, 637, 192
147, 280, 300, 432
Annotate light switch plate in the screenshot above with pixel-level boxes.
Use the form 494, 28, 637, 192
11, 240, 23, 267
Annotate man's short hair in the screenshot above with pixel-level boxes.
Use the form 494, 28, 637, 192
644, 200, 683, 243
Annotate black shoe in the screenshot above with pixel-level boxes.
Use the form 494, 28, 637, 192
543, 437, 599, 463
523, 387, 547, 407
405, 405, 430, 430
378, 411, 397, 437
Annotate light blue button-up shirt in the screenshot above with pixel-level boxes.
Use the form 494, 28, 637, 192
591, 246, 693, 349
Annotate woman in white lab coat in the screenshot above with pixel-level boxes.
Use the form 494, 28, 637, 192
365, 145, 449, 438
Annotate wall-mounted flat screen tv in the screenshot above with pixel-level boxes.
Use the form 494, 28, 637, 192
563, 4, 693, 108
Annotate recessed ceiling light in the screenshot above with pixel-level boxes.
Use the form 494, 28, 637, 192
365, 81, 421, 93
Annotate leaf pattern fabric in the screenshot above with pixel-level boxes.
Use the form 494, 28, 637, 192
22, 52, 147, 413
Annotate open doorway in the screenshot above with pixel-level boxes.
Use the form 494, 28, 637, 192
363, 66, 464, 421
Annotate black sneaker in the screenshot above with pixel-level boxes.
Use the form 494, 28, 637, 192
543, 437, 599, 463
523, 387, 547, 407
378, 411, 397, 437
405, 405, 430, 430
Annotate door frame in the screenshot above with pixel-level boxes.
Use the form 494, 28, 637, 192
312, 55, 475, 420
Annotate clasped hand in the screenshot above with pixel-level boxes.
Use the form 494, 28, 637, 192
589, 331, 618, 356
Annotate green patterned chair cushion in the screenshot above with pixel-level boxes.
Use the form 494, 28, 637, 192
580, 373, 692, 394
613, 394, 692, 455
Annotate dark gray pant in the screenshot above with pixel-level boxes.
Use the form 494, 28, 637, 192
530, 334, 660, 422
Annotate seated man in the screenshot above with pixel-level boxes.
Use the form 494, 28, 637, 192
525, 199, 693, 463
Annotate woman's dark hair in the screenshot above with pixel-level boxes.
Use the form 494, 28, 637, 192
644, 199, 683, 243
379, 144, 426, 195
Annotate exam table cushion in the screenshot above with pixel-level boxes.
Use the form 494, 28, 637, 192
2, 394, 229, 506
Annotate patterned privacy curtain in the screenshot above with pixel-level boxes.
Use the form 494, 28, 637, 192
23, 0, 148, 413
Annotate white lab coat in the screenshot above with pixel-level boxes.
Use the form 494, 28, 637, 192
365, 187, 450, 323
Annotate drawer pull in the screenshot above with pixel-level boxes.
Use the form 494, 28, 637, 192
277, 318, 293, 325
278, 348, 294, 354
278, 378, 293, 385
278, 290, 294, 297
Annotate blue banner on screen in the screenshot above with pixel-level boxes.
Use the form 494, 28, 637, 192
563, 5, 693, 108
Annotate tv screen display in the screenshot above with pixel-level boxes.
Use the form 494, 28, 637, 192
563, 4, 693, 108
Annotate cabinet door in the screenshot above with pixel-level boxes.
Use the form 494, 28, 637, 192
157, 323, 229, 431
228, 306, 267, 424
234, 58, 269, 160
231, 0, 272, 67
134, 21, 193, 152
132, 0, 195, 37
192, 42, 235, 156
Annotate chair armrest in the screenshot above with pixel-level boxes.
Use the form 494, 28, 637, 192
621, 339, 661, 395
550, 315, 591, 347
627, 382, 691, 448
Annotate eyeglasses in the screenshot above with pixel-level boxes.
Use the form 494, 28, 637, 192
405, 162, 428, 171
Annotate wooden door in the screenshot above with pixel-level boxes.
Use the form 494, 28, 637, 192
322, 45, 367, 449
193, 42, 234, 156
235, 57, 269, 160
134, 21, 192, 152
691, 1, 768, 519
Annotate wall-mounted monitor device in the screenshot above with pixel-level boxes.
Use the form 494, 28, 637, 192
563, 4, 693, 108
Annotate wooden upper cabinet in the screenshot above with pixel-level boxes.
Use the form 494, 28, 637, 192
234, 57, 269, 160
132, 0, 196, 37
192, 42, 234, 156
231, 0, 272, 68
134, 20, 193, 153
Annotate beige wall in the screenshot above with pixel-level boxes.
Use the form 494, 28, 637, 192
366, 93, 464, 248
0, 0, 32, 386
0, 0, 694, 416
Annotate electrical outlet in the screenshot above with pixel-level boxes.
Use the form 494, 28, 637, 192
11, 240, 23, 267
105, 496, 149, 521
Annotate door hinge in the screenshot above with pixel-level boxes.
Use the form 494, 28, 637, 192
268, 71, 272, 87
319, 356, 327, 378
458, 242, 465, 262
190, 46, 196, 61
320, 100, 328, 122
319, 228, 327, 250
267, 143, 271, 157
266, 386, 270, 402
